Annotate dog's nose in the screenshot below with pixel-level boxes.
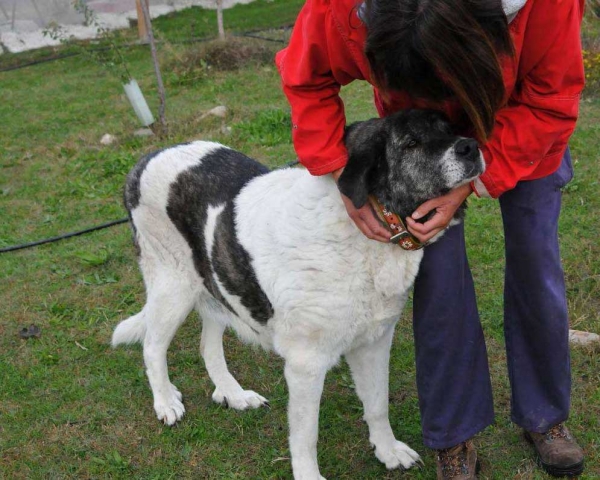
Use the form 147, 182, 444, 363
454, 138, 478, 160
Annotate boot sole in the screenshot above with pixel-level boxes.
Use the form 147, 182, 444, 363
538, 459, 584, 478
524, 432, 585, 477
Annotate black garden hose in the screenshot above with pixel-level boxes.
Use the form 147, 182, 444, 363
1, 159, 299, 254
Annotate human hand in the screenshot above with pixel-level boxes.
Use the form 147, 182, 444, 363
405, 183, 472, 244
332, 168, 391, 243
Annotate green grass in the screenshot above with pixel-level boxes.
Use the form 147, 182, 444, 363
1, 3, 599, 479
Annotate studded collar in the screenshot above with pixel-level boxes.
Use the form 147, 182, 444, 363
368, 196, 423, 251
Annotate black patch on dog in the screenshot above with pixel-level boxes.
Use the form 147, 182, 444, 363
124, 146, 183, 253
212, 204, 274, 323
337, 118, 389, 209
124, 145, 189, 211
165, 147, 274, 324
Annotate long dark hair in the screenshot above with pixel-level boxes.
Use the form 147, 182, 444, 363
363, 0, 514, 140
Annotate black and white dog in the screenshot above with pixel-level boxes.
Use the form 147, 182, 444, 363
112, 109, 484, 479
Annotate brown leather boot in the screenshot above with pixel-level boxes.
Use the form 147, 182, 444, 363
525, 423, 584, 477
436, 440, 479, 479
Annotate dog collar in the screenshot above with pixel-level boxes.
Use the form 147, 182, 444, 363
368, 196, 423, 251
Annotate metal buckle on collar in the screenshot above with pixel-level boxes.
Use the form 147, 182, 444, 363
390, 230, 422, 250
390, 230, 412, 245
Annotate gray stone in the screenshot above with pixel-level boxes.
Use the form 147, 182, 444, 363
134, 128, 154, 137
569, 329, 600, 346
199, 105, 228, 121
100, 133, 117, 145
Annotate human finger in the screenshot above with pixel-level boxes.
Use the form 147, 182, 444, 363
351, 215, 391, 243
412, 226, 445, 244
411, 197, 443, 221
357, 205, 392, 241
341, 194, 390, 243
406, 215, 448, 237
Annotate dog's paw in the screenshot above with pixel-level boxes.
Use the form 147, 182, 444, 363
171, 383, 183, 401
374, 440, 421, 470
291, 464, 326, 480
212, 388, 269, 410
154, 384, 185, 426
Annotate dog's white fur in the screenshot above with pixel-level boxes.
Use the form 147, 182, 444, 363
113, 138, 481, 479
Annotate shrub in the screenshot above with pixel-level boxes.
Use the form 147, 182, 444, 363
583, 49, 600, 97
165, 36, 277, 86
587, 0, 600, 18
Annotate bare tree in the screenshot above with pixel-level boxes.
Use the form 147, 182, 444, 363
139, 0, 168, 133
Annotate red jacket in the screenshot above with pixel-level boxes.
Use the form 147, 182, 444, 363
276, 0, 585, 198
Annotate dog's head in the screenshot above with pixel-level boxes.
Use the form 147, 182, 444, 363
337, 109, 485, 222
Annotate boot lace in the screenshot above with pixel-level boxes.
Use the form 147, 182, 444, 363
437, 441, 472, 478
545, 423, 571, 441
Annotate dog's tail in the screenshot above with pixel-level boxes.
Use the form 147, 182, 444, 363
112, 312, 147, 347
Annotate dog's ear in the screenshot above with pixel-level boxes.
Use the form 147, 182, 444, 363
337, 119, 387, 209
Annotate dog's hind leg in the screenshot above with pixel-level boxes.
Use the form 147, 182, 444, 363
142, 276, 196, 426
199, 309, 269, 410
345, 325, 421, 470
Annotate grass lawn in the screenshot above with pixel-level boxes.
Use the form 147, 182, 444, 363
1, 2, 599, 479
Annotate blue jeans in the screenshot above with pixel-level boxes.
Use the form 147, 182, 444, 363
412, 150, 574, 449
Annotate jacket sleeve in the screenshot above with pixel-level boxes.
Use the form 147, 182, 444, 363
477, 0, 585, 198
276, 0, 360, 175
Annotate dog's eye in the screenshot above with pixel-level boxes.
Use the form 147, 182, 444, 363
406, 140, 418, 148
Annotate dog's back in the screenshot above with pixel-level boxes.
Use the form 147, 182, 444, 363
123, 141, 269, 233
114, 142, 273, 347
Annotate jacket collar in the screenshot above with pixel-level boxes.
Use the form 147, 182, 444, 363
503, 0, 527, 22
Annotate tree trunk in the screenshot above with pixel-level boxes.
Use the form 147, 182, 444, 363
217, 0, 225, 40
139, 0, 168, 133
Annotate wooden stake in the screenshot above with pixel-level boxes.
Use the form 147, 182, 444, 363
136, 0, 149, 41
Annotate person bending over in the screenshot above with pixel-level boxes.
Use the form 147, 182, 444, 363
276, 0, 586, 478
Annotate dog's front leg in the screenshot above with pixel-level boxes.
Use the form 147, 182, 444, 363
284, 359, 328, 480
345, 325, 421, 470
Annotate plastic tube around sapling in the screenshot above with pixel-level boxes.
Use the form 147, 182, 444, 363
123, 79, 155, 127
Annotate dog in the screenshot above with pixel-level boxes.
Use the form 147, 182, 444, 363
112, 109, 485, 479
